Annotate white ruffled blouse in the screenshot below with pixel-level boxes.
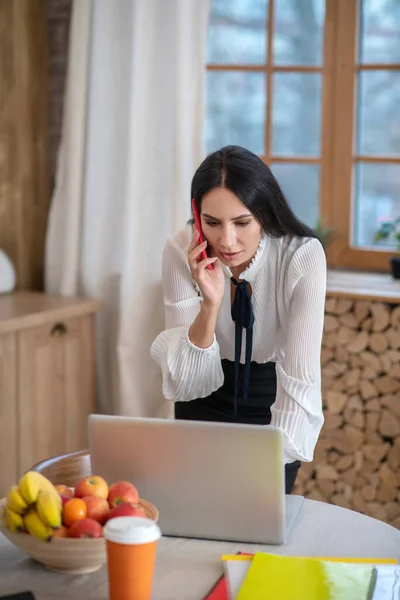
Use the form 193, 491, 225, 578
151, 224, 327, 464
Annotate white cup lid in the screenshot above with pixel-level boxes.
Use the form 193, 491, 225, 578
103, 516, 161, 545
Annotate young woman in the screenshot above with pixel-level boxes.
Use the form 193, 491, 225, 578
151, 145, 327, 493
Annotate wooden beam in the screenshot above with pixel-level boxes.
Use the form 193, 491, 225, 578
355, 156, 400, 164
358, 63, 400, 71
320, 0, 337, 246
0, 0, 50, 290
265, 0, 274, 162
207, 64, 322, 73
270, 156, 320, 164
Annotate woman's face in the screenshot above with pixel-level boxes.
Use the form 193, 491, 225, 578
200, 187, 262, 272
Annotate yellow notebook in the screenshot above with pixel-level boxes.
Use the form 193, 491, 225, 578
221, 554, 398, 565
235, 553, 377, 600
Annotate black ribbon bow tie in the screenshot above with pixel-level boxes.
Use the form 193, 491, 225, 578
230, 277, 254, 416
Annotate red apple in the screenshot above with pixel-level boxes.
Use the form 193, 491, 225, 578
106, 502, 146, 522
53, 525, 69, 538
82, 495, 110, 525
59, 493, 72, 508
55, 485, 74, 497
67, 518, 103, 538
108, 481, 139, 508
75, 475, 109, 500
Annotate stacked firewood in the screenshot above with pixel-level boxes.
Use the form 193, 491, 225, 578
293, 297, 400, 529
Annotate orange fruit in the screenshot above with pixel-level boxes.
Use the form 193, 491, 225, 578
53, 525, 69, 538
63, 498, 87, 527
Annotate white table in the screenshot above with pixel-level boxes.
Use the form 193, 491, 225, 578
0, 499, 399, 599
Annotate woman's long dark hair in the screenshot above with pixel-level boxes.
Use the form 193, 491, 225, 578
191, 145, 317, 240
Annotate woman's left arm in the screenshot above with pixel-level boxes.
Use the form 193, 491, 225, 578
271, 238, 327, 464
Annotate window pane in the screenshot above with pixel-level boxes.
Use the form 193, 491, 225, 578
353, 163, 400, 247
273, 0, 325, 66
206, 72, 266, 155
357, 71, 400, 156
207, 0, 268, 65
359, 0, 400, 64
272, 74, 321, 156
270, 163, 320, 228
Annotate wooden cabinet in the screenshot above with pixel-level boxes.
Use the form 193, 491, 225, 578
0, 292, 101, 496
0, 333, 18, 498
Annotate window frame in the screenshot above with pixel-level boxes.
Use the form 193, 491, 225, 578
327, 0, 400, 272
206, 0, 400, 273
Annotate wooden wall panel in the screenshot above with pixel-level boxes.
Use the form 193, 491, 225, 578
294, 296, 400, 530
0, 0, 50, 290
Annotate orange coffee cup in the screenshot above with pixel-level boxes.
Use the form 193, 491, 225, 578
103, 516, 162, 600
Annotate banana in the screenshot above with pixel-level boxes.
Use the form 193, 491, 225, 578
23, 508, 53, 542
6, 485, 29, 515
18, 471, 58, 505
3, 506, 25, 533
36, 490, 62, 529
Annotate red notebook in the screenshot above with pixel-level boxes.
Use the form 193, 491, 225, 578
203, 552, 254, 600
203, 574, 228, 600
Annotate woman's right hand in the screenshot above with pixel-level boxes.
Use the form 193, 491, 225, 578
188, 229, 225, 308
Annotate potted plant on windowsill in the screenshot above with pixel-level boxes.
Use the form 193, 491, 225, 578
373, 219, 400, 279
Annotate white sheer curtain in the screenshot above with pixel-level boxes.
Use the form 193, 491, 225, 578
45, 0, 211, 417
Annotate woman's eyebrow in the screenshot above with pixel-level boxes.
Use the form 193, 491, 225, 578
202, 213, 252, 221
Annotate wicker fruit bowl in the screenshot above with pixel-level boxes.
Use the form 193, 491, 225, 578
0, 497, 158, 574
0, 450, 159, 574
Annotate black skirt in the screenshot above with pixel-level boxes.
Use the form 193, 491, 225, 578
175, 359, 301, 494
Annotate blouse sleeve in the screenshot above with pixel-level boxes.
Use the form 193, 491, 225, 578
271, 238, 327, 464
150, 236, 224, 402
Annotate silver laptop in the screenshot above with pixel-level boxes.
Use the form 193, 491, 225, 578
88, 414, 304, 544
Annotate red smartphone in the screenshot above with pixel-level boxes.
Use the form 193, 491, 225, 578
191, 198, 214, 270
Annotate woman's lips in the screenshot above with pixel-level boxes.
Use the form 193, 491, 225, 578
219, 251, 242, 262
